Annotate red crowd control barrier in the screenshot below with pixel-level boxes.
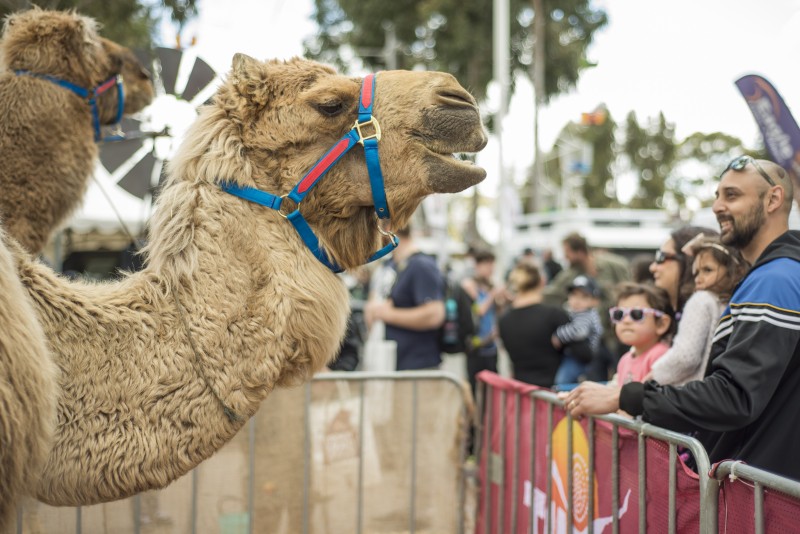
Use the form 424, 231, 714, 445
712, 461, 800, 533
475, 371, 717, 534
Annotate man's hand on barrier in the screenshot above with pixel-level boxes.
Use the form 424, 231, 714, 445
558, 382, 621, 417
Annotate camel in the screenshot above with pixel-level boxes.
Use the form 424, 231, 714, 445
0, 51, 486, 515
0, 8, 155, 255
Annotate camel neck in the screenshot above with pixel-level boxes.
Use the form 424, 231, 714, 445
22, 198, 350, 506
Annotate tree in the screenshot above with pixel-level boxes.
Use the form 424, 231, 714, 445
578, 106, 617, 208
535, 107, 617, 210
305, 0, 607, 103
673, 132, 747, 208
0, 1, 198, 49
621, 111, 677, 210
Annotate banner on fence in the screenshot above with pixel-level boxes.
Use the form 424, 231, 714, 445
475, 371, 706, 534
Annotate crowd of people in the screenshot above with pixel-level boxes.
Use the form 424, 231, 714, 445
330, 156, 800, 482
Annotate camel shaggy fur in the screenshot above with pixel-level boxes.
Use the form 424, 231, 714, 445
0, 9, 152, 529
0, 52, 486, 513
0, 8, 154, 254
0, 231, 57, 533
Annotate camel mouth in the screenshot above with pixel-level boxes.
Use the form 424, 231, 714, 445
423, 148, 487, 193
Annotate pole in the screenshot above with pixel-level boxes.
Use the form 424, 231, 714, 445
493, 0, 510, 269
382, 22, 398, 70
531, 0, 546, 213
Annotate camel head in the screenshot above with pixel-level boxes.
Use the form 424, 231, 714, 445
205, 54, 487, 270
1, 8, 154, 124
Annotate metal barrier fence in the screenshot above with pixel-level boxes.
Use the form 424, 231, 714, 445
712, 460, 800, 534
475, 372, 800, 534
16, 371, 472, 534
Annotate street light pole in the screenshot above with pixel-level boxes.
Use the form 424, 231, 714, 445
531, 0, 546, 213
494, 0, 511, 269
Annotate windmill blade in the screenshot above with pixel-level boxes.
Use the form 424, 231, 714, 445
96, 48, 220, 201
156, 47, 183, 96
116, 151, 158, 199
101, 138, 156, 199
100, 136, 145, 175
181, 55, 218, 103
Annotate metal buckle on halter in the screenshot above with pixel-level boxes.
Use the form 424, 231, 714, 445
277, 194, 299, 219
354, 117, 382, 145
375, 215, 398, 245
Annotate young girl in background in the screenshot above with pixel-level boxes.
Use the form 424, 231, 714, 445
649, 235, 748, 385
612, 283, 675, 386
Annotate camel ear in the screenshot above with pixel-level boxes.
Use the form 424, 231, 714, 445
230, 53, 269, 106
232, 53, 258, 77
231, 53, 261, 88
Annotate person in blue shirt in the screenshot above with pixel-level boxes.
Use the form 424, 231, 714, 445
365, 225, 445, 370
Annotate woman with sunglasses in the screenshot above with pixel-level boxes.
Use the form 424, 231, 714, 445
611, 283, 675, 386
647, 235, 748, 385
649, 226, 718, 317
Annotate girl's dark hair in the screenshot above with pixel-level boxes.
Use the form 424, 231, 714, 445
689, 237, 749, 303
669, 226, 718, 313
509, 262, 542, 292
614, 282, 676, 339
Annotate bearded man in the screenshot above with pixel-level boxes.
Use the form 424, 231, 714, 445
563, 156, 800, 481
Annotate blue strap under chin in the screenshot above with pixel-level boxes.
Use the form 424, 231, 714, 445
219, 73, 398, 273
15, 70, 125, 142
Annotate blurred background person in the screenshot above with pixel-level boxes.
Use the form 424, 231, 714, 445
542, 247, 563, 283
460, 249, 503, 396
365, 224, 445, 370
499, 262, 572, 387
630, 253, 656, 284
545, 232, 631, 380
552, 275, 603, 387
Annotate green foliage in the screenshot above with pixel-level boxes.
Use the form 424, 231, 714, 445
541, 114, 753, 210
0, 1, 198, 49
579, 109, 617, 207
622, 111, 677, 209
539, 110, 617, 209
673, 131, 747, 207
305, 0, 607, 103
535, 0, 608, 102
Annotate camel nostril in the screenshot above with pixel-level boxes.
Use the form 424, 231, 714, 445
438, 91, 475, 108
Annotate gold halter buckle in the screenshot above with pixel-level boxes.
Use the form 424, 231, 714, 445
354, 117, 382, 145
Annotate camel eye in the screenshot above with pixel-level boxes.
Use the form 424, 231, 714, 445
316, 101, 344, 117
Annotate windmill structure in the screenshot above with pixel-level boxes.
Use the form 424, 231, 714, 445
101, 46, 221, 200
68, 47, 221, 236
61, 47, 221, 276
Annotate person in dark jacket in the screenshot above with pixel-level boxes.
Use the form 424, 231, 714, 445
562, 157, 800, 481
328, 315, 361, 371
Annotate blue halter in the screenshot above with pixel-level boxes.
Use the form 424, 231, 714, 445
14, 70, 125, 142
220, 73, 398, 273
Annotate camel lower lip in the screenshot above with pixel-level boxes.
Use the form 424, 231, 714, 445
424, 151, 486, 193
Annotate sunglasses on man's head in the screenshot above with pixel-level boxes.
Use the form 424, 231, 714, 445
609, 306, 665, 323
722, 155, 776, 186
654, 250, 682, 264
